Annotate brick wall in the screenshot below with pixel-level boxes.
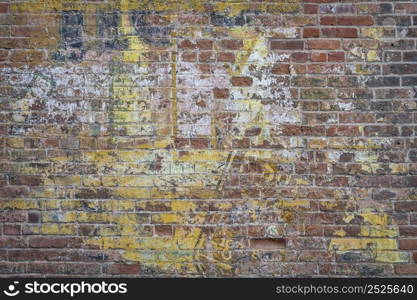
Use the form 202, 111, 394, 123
0, 0, 417, 277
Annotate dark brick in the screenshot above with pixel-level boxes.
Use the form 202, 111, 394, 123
384, 64, 417, 75
365, 76, 400, 87
403, 76, 417, 86
270, 40, 304, 50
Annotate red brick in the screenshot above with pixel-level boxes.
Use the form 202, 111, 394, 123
219, 39, 243, 50
199, 51, 215, 62
154, 225, 173, 236
177, 15, 208, 25
320, 16, 337, 25
291, 52, 308, 63
231, 76, 253, 87
304, 4, 318, 14
395, 264, 417, 275
0, 237, 26, 248
213, 88, 229, 99
337, 16, 374, 26
9, 50, 27, 62
399, 239, 417, 250
311, 53, 326, 62
217, 52, 235, 62
308, 40, 340, 50
178, 40, 196, 49
196, 39, 212, 50
328, 51, 345, 62
322, 28, 358, 38
0, 3, 9, 14
249, 238, 286, 250
303, 28, 320, 38
181, 51, 196, 62
271, 40, 304, 50
271, 64, 290, 74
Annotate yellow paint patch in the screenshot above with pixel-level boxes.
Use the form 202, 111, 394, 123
360, 226, 397, 238
367, 50, 380, 62
330, 238, 397, 251
152, 213, 185, 224
360, 213, 388, 226
41, 224, 76, 235
334, 229, 346, 237
171, 201, 197, 212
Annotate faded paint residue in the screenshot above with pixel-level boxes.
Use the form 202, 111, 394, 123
1, 0, 414, 277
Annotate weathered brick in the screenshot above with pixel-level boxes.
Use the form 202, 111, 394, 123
399, 226, 417, 237
249, 238, 286, 250
271, 64, 290, 74
365, 76, 400, 87
231, 76, 253, 87
328, 51, 344, 62
322, 28, 357, 38
395, 3, 417, 14
301, 88, 335, 99
217, 52, 234, 62
364, 126, 399, 137
399, 239, 417, 250
304, 4, 318, 14
291, 52, 308, 63
4, 224, 21, 235
310, 53, 326, 62
0, 0, 415, 279
219, 39, 243, 50
29, 237, 82, 248
213, 88, 229, 99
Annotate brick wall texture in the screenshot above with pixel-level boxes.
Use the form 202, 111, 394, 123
0, 0, 417, 277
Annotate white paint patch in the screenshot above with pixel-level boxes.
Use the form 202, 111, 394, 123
338, 102, 354, 111
328, 151, 342, 162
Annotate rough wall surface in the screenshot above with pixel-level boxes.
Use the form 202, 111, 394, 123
0, 0, 417, 277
